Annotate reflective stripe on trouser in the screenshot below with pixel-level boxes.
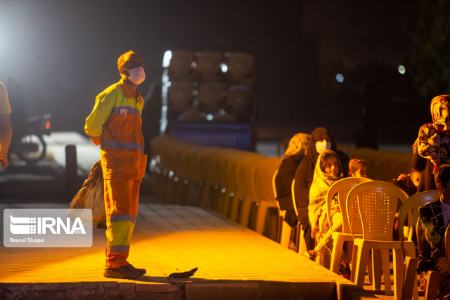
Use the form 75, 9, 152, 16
104, 179, 141, 268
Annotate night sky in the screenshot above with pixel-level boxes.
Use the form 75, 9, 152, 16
0, 0, 422, 143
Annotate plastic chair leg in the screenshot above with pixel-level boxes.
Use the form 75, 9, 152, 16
381, 249, 392, 295
393, 248, 405, 300
354, 242, 370, 287
425, 271, 443, 300
279, 220, 292, 248
298, 226, 307, 254
403, 242, 419, 300
255, 201, 276, 234
372, 249, 383, 291
239, 197, 253, 227
330, 233, 345, 274
199, 184, 211, 208
229, 196, 240, 222
402, 257, 418, 300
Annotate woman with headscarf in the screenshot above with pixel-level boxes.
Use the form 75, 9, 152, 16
293, 127, 349, 251
417, 95, 450, 191
274, 132, 310, 227
415, 95, 450, 298
412, 95, 443, 192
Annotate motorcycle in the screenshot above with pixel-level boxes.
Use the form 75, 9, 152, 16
9, 114, 52, 164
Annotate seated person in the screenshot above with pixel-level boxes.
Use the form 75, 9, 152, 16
411, 138, 436, 192
307, 150, 343, 265
294, 127, 349, 251
348, 158, 368, 178
416, 169, 450, 299
275, 132, 310, 227
393, 169, 422, 196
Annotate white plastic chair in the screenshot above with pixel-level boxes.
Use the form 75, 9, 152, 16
326, 177, 372, 274
398, 190, 439, 244
349, 180, 411, 299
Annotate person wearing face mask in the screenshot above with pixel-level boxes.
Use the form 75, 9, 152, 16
84, 50, 147, 279
293, 127, 349, 251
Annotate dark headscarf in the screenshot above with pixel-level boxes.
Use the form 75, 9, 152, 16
307, 127, 337, 166
294, 127, 348, 226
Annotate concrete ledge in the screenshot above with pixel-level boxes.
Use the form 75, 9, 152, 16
185, 281, 338, 300
0, 282, 182, 300
0, 280, 355, 300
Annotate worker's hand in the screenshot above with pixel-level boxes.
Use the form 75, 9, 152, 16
0, 157, 9, 168
89, 136, 101, 145
436, 257, 450, 274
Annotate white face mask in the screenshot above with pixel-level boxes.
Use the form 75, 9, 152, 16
126, 66, 146, 85
315, 139, 331, 154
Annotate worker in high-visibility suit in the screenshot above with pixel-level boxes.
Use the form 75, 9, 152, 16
84, 50, 147, 279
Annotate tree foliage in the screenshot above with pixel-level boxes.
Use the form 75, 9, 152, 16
410, 0, 450, 99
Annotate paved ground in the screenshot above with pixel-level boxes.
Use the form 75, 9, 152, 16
0, 202, 356, 299
0, 132, 414, 299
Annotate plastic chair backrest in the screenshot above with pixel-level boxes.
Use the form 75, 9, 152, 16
290, 179, 300, 216
236, 154, 259, 199
272, 170, 283, 211
352, 180, 408, 241
398, 190, 440, 242
253, 157, 280, 201
224, 151, 242, 192
272, 170, 279, 198
326, 177, 372, 234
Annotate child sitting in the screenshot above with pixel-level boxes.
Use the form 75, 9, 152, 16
393, 169, 422, 196
307, 150, 343, 265
348, 158, 368, 178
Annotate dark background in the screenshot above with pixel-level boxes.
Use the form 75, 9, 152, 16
0, 0, 425, 144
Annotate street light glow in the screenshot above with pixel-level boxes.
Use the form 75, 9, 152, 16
336, 73, 344, 83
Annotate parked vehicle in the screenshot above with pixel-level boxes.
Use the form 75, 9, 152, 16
9, 114, 52, 164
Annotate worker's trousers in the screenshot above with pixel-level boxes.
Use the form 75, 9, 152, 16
104, 179, 141, 268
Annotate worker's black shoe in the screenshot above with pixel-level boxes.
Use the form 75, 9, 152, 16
104, 264, 146, 279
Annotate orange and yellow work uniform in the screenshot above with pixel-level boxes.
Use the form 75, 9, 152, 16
84, 79, 147, 268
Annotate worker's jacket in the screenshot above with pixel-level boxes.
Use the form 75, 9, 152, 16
84, 79, 147, 180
